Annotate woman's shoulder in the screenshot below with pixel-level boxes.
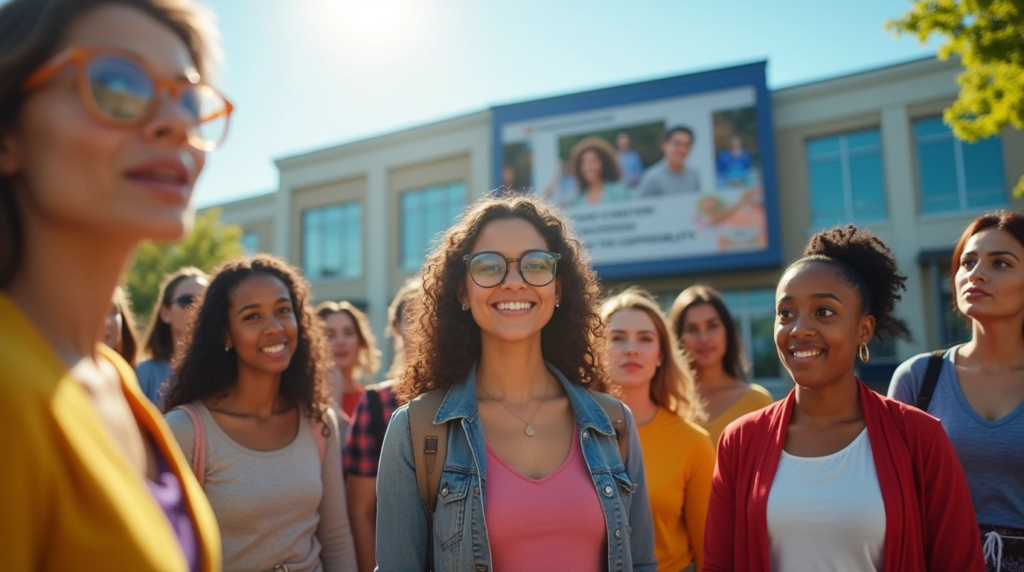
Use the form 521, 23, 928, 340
719, 398, 786, 447
136, 358, 170, 375
742, 382, 776, 408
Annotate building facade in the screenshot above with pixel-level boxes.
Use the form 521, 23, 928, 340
202, 57, 1024, 395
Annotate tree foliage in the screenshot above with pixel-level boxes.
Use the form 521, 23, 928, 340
126, 208, 245, 323
887, 0, 1024, 195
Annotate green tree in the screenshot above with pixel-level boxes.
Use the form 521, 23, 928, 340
126, 208, 245, 324
887, 0, 1024, 195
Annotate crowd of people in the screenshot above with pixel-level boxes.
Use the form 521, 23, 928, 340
1, 0, 1023, 571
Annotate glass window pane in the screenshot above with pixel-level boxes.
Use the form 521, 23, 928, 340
917, 139, 959, 213
849, 152, 887, 222
847, 129, 879, 151
750, 315, 780, 379
914, 116, 950, 139
962, 137, 1007, 209
746, 290, 776, 309
807, 136, 841, 159
808, 159, 845, 228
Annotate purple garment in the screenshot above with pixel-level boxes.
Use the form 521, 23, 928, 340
146, 442, 200, 572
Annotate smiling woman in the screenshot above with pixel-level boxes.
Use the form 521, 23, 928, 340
704, 225, 985, 572
163, 254, 357, 572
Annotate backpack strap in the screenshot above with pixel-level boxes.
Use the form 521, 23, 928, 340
589, 391, 628, 463
176, 404, 206, 488
408, 388, 448, 569
916, 349, 948, 412
366, 388, 386, 458
311, 417, 327, 464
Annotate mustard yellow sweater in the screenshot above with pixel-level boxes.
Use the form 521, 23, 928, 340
637, 407, 716, 572
0, 295, 221, 571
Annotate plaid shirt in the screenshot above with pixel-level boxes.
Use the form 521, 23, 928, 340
342, 381, 398, 477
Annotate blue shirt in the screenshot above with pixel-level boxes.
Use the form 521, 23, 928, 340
888, 347, 1024, 528
618, 150, 645, 187
136, 358, 173, 407
375, 363, 657, 571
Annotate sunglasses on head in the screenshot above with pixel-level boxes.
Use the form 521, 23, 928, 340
22, 46, 233, 151
463, 250, 561, 288
172, 294, 196, 309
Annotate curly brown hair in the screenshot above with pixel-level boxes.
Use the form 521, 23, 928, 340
396, 194, 608, 403
162, 255, 333, 433
569, 136, 622, 191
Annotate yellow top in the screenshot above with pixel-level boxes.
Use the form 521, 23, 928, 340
700, 382, 775, 446
636, 407, 716, 572
0, 294, 221, 572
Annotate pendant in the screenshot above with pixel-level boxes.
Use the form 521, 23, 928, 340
525, 425, 535, 437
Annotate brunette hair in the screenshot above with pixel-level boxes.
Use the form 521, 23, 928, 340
670, 285, 749, 381
792, 225, 911, 343
569, 137, 622, 190
397, 194, 607, 403
162, 255, 332, 432
601, 288, 707, 423
111, 286, 139, 367
0, 0, 220, 287
140, 266, 208, 361
317, 300, 381, 382
951, 211, 1024, 333
385, 277, 423, 379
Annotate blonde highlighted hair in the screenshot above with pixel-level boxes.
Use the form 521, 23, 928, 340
601, 287, 707, 423
317, 300, 381, 383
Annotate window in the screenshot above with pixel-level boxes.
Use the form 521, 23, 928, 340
400, 182, 466, 270
914, 116, 1006, 214
806, 129, 887, 229
936, 260, 971, 346
240, 231, 259, 254
302, 202, 362, 281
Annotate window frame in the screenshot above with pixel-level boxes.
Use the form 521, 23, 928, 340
913, 115, 1007, 214
806, 127, 888, 229
301, 201, 363, 282
399, 181, 467, 271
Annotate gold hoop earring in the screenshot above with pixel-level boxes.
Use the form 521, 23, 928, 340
858, 342, 870, 363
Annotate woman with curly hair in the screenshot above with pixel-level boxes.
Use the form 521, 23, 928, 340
317, 300, 380, 419
376, 195, 656, 571
704, 226, 984, 571
0, 0, 227, 569
568, 136, 631, 207
889, 212, 1024, 571
601, 287, 713, 572
163, 255, 356, 572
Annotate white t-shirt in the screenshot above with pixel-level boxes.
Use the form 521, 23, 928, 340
766, 428, 886, 572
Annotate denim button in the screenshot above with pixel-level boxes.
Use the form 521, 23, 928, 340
474, 487, 481, 495
582, 430, 590, 441
441, 486, 449, 497
614, 529, 621, 539
603, 485, 613, 497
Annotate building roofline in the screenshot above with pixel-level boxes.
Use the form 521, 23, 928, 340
197, 189, 276, 211
772, 55, 958, 102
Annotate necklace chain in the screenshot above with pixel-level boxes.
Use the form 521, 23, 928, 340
478, 382, 548, 437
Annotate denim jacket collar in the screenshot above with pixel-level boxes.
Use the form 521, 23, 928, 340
434, 360, 616, 437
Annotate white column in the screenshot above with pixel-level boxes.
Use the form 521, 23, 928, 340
365, 165, 389, 380
880, 104, 927, 358
272, 174, 291, 259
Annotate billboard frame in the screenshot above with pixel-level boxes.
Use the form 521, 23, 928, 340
491, 61, 783, 280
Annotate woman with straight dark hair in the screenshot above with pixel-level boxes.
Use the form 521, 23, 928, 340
100, 286, 140, 367
375, 195, 656, 571
0, 0, 230, 568
138, 266, 208, 404
164, 255, 356, 572
890, 211, 1024, 571
671, 284, 773, 444
602, 287, 713, 572
705, 226, 983, 571
317, 300, 380, 419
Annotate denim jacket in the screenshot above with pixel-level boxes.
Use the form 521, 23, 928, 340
375, 363, 657, 572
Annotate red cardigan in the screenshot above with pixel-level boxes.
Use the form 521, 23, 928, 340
704, 380, 984, 572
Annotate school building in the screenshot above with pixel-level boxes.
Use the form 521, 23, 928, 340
202, 56, 1024, 396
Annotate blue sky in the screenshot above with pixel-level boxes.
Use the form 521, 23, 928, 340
194, 0, 944, 207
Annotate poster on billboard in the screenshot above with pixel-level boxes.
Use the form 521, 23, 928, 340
492, 63, 781, 278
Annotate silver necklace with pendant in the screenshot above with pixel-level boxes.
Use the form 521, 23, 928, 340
479, 382, 549, 437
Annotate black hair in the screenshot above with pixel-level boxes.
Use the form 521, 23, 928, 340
664, 126, 694, 143
792, 225, 911, 343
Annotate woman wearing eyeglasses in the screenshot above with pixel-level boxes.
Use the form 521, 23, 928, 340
376, 195, 656, 571
139, 267, 209, 405
0, 0, 231, 570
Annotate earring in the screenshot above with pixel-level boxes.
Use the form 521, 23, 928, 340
461, 303, 468, 311
555, 301, 560, 308
858, 342, 870, 363
656, 361, 662, 368
224, 345, 230, 352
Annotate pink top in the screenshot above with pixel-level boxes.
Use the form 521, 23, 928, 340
484, 426, 607, 571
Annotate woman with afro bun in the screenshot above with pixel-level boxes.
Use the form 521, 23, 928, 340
704, 225, 984, 572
